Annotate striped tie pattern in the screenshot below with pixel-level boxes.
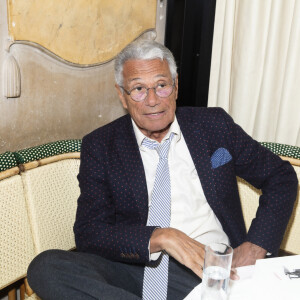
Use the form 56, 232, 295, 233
142, 133, 174, 300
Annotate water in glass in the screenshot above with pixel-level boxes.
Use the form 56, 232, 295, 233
201, 265, 230, 300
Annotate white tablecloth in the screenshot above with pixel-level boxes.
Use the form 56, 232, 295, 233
184, 255, 300, 300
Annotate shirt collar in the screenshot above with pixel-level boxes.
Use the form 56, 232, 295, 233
132, 116, 182, 148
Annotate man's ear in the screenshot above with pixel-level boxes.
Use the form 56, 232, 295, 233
115, 84, 128, 110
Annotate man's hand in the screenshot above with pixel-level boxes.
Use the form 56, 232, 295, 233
150, 228, 205, 278
232, 241, 267, 268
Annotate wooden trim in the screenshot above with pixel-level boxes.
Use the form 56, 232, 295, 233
280, 156, 300, 167
24, 278, 34, 297
19, 161, 39, 171
20, 152, 81, 171
0, 167, 20, 180
8, 288, 16, 300
20, 282, 25, 300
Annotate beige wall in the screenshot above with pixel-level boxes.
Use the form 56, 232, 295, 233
0, 0, 167, 152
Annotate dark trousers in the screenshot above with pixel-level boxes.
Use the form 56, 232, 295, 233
27, 250, 201, 300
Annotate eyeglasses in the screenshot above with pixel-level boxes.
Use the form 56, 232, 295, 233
120, 83, 175, 102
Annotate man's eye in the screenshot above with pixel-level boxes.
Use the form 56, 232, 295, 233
157, 83, 167, 89
133, 86, 144, 92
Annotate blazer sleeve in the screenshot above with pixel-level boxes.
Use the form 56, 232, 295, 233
73, 133, 156, 264
220, 109, 298, 253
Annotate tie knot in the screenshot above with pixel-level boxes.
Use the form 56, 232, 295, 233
142, 139, 159, 150
142, 133, 174, 159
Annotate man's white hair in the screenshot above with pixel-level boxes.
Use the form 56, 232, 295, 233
114, 39, 177, 86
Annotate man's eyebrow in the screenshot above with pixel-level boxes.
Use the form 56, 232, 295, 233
128, 77, 142, 83
128, 74, 169, 83
155, 74, 168, 78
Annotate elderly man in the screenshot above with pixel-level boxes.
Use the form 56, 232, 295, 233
28, 40, 298, 300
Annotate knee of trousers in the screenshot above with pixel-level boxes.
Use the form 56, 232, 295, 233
27, 249, 66, 289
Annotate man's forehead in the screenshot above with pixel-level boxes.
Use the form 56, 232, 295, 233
122, 58, 171, 82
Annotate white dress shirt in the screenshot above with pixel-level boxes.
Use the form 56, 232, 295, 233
132, 117, 229, 258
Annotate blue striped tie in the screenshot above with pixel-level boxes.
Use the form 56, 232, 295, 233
142, 133, 174, 300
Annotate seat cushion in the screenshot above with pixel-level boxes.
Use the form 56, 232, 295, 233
0, 171, 35, 289
17, 141, 81, 254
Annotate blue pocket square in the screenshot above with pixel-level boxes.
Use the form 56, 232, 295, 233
211, 148, 232, 169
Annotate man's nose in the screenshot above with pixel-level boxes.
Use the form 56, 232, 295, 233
145, 88, 160, 106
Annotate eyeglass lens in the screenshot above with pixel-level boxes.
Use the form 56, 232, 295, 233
131, 85, 173, 101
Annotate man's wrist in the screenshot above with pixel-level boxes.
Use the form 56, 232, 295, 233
149, 228, 166, 254
246, 241, 267, 259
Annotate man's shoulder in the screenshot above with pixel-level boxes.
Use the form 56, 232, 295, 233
176, 106, 229, 123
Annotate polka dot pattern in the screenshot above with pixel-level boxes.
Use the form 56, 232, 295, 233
74, 107, 298, 260
14, 140, 82, 164
261, 142, 300, 159
74, 116, 155, 263
0, 151, 17, 172
177, 107, 298, 254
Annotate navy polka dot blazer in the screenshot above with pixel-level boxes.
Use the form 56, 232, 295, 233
74, 107, 298, 263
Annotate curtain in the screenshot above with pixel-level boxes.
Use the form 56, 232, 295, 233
208, 0, 300, 146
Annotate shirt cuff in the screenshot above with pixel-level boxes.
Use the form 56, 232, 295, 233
148, 241, 162, 261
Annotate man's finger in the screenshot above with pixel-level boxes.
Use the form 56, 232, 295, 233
191, 262, 204, 279
230, 268, 239, 280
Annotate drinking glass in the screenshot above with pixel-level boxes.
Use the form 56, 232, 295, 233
201, 243, 233, 300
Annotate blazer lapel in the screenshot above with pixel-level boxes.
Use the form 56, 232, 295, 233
115, 115, 149, 223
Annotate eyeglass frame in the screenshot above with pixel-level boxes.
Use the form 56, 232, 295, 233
119, 81, 176, 102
